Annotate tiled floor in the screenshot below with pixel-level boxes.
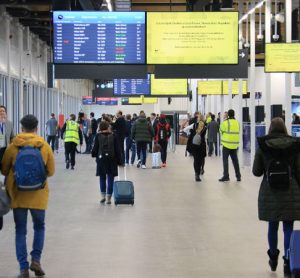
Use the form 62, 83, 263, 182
0, 145, 298, 278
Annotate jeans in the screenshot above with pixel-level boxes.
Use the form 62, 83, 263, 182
100, 174, 115, 196
125, 137, 136, 164
159, 140, 168, 164
47, 135, 56, 152
222, 147, 241, 179
13, 208, 45, 271
136, 141, 147, 165
83, 134, 90, 152
208, 142, 218, 156
65, 142, 77, 166
268, 221, 294, 258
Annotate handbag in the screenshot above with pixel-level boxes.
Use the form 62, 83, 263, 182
192, 133, 202, 146
0, 182, 10, 217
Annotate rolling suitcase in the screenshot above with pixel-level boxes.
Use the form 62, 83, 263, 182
290, 230, 300, 278
113, 167, 134, 206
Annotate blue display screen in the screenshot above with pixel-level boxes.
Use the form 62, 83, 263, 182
53, 11, 145, 64
113, 75, 150, 96
82, 96, 94, 105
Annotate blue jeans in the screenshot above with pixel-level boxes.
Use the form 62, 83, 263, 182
268, 221, 294, 258
125, 137, 136, 164
100, 174, 115, 195
13, 208, 46, 271
136, 141, 147, 165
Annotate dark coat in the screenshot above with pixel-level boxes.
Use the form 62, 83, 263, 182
186, 122, 207, 158
207, 120, 219, 143
91, 132, 122, 177
113, 117, 126, 140
131, 118, 154, 143
252, 134, 300, 221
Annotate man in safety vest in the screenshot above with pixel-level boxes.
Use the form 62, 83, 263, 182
61, 114, 83, 170
219, 109, 241, 182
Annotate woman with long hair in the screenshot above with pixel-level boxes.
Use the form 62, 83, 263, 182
187, 114, 207, 181
253, 117, 300, 276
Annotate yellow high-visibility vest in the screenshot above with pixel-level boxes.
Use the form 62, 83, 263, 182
220, 118, 240, 149
64, 120, 79, 145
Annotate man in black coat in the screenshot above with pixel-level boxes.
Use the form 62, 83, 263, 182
112, 111, 126, 165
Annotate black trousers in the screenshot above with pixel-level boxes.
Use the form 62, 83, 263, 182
192, 149, 205, 176
118, 137, 125, 164
208, 142, 218, 156
0, 216, 3, 230
159, 140, 168, 163
65, 142, 77, 167
47, 135, 56, 151
222, 146, 241, 179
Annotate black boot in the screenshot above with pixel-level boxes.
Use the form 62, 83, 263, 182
283, 256, 291, 276
267, 249, 280, 271
195, 174, 201, 182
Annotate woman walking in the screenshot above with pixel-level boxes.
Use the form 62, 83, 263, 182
252, 117, 300, 276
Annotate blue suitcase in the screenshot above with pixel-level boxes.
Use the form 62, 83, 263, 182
290, 230, 300, 278
113, 167, 134, 205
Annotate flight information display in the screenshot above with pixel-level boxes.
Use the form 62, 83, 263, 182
113, 75, 150, 96
53, 11, 145, 64
82, 96, 94, 105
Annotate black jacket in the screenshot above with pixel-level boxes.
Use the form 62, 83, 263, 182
252, 134, 300, 221
113, 117, 126, 139
91, 132, 122, 177
186, 122, 207, 157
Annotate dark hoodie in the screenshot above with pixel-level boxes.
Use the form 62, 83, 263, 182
253, 134, 300, 221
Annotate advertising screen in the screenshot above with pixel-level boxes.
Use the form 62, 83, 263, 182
222, 80, 248, 95
147, 12, 238, 64
82, 96, 94, 105
113, 75, 150, 96
197, 81, 222, 95
150, 75, 187, 96
265, 43, 300, 72
53, 11, 145, 64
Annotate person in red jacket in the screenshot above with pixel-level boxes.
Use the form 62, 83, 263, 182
155, 114, 171, 167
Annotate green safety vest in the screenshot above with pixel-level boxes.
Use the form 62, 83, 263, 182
64, 120, 79, 144
220, 118, 240, 149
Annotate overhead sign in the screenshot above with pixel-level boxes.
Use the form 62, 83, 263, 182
265, 43, 300, 73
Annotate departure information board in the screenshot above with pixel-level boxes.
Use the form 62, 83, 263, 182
113, 75, 150, 96
53, 11, 145, 64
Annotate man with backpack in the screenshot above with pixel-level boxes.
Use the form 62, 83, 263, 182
1, 114, 55, 278
155, 114, 171, 167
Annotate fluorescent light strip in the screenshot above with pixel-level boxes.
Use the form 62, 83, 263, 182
239, 0, 266, 24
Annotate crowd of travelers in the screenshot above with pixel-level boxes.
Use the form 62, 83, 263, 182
0, 106, 300, 278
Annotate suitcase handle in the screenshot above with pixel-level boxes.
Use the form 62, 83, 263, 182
117, 166, 127, 181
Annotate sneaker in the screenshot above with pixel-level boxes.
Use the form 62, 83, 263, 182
71, 166, 74, 170
66, 161, 70, 169
141, 165, 146, 169
195, 175, 201, 182
237, 177, 241, 182
18, 269, 29, 278
30, 260, 45, 276
137, 160, 141, 168
100, 198, 106, 204
219, 177, 230, 182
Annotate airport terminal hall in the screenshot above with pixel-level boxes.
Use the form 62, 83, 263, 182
2, 0, 300, 277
